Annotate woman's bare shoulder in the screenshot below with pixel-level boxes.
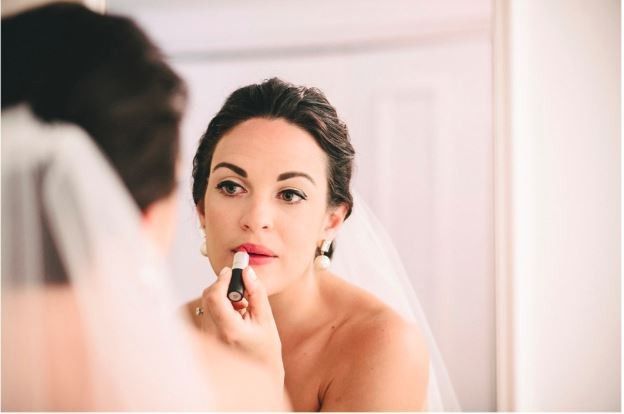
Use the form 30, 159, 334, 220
320, 271, 420, 339
318, 272, 430, 411
4, 286, 93, 410
326, 278, 427, 362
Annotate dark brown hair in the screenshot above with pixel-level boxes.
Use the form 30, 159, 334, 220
2, 3, 186, 283
192, 78, 355, 258
2, 2, 187, 211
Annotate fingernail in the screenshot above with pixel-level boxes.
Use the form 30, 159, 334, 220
248, 266, 257, 281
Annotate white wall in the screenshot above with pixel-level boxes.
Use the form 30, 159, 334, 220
495, 0, 621, 410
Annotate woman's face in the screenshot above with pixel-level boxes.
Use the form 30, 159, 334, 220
198, 117, 345, 295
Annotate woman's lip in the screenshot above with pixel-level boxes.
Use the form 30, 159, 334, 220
233, 243, 277, 257
230, 243, 277, 266
247, 254, 276, 266
230, 250, 277, 266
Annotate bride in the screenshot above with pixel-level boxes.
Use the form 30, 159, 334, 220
188, 78, 460, 410
2, 4, 287, 410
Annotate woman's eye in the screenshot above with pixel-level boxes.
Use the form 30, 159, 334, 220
216, 180, 245, 196
279, 189, 306, 203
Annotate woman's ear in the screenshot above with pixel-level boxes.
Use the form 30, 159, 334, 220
196, 200, 206, 228
321, 203, 348, 240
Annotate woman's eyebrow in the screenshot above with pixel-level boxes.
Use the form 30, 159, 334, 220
277, 171, 315, 185
212, 162, 314, 185
212, 162, 247, 177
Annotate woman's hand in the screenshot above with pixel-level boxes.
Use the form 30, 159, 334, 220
200, 266, 284, 384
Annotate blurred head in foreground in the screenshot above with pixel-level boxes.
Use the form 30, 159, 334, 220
2, 1, 188, 258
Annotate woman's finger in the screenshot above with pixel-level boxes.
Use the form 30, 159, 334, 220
203, 267, 240, 328
242, 266, 273, 324
232, 297, 248, 311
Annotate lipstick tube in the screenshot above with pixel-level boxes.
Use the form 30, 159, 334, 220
227, 251, 249, 302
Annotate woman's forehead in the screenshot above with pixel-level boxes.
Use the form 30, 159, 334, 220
212, 118, 328, 179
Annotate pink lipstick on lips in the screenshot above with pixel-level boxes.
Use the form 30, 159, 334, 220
233, 243, 277, 266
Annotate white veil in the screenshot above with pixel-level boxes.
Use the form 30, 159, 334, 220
1, 106, 213, 410
332, 192, 461, 411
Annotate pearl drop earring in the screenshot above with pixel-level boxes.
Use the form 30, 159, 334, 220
314, 239, 332, 270
200, 228, 208, 257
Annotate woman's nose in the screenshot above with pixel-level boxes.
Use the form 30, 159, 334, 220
239, 197, 273, 232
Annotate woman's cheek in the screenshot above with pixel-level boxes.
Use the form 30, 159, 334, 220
203, 208, 230, 270
286, 239, 315, 277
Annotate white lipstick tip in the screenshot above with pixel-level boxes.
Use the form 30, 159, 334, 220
233, 251, 249, 269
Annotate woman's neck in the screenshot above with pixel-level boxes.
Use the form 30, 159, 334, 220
268, 266, 328, 350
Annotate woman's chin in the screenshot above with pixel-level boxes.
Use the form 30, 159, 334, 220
251, 269, 282, 295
